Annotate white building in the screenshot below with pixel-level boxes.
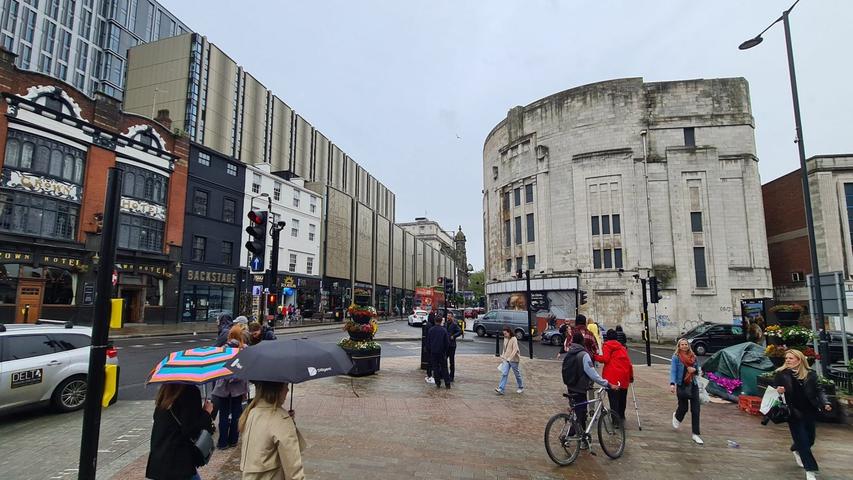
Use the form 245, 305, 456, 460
241, 164, 322, 309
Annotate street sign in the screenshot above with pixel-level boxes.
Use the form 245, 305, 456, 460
250, 255, 263, 272
252, 285, 263, 296
82, 284, 95, 306
807, 271, 848, 316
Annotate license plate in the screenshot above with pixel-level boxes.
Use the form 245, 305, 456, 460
11, 368, 43, 389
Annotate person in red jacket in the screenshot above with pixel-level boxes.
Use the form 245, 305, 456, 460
594, 329, 634, 423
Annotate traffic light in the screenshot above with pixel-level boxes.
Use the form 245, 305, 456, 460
245, 210, 267, 271
649, 276, 663, 303
445, 277, 455, 295
579, 289, 588, 305
267, 293, 277, 308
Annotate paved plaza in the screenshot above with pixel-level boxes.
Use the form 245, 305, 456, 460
1, 354, 851, 479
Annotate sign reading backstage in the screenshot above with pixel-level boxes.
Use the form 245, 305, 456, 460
185, 269, 237, 286
3, 170, 81, 202
120, 196, 166, 221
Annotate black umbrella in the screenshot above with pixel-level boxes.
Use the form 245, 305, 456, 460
227, 338, 353, 401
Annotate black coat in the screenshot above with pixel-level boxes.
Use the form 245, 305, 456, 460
773, 369, 829, 415
446, 319, 463, 346
426, 325, 450, 356
615, 330, 628, 346
145, 386, 214, 480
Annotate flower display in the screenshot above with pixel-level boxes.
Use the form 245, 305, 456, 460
781, 325, 814, 346
342, 319, 379, 335
338, 338, 380, 352
769, 304, 804, 313
764, 325, 783, 338
707, 372, 743, 395
347, 304, 378, 318
765, 344, 787, 358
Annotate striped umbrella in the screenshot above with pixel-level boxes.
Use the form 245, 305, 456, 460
147, 346, 239, 385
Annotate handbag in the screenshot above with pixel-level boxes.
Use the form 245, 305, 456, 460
170, 409, 215, 467
766, 394, 791, 424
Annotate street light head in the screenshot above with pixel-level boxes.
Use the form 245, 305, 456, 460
739, 36, 764, 50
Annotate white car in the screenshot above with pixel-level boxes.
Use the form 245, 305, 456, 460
0, 321, 119, 414
407, 310, 430, 327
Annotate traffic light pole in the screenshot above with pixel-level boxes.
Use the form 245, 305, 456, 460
78, 167, 122, 480
641, 278, 651, 367
267, 223, 284, 328
524, 270, 533, 359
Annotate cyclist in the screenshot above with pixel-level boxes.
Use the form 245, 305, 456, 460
562, 332, 615, 435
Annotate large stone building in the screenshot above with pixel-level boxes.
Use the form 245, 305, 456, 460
483, 77, 773, 338
763, 155, 853, 331
0, 0, 189, 98
123, 33, 456, 316
0, 48, 188, 324
398, 217, 470, 290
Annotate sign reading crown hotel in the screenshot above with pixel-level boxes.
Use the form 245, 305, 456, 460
4, 170, 81, 202
120, 196, 166, 220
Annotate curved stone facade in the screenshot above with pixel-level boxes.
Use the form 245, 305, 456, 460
482, 77, 773, 338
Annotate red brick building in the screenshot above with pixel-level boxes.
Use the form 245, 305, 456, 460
762, 170, 811, 298
0, 48, 188, 324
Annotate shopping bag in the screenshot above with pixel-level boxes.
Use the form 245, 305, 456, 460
759, 385, 781, 415
697, 376, 710, 405
498, 360, 510, 375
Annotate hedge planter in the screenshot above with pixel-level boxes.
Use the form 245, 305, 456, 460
776, 311, 801, 325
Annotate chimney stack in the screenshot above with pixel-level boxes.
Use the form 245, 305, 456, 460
155, 109, 172, 130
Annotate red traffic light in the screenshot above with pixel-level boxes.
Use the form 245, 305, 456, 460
268, 294, 277, 305
248, 210, 266, 225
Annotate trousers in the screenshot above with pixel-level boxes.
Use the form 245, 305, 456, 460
430, 353, 449, 386
675, 382, 700, 435
789, 412, 818, 472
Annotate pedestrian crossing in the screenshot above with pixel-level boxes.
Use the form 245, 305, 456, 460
115, 337, 215, 350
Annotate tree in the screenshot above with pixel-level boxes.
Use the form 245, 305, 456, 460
469, 269, 485, 298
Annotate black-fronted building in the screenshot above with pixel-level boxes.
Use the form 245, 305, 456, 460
178, 144, 245, 322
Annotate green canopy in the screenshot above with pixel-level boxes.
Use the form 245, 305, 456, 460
702, 342, 774, 396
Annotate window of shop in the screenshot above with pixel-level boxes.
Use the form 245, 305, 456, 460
308, 223, 316, 241
293, 190, 300, 208
5, 129, 86, 184
291, 218, 299, 238
289, 253, 297, 272
192, 236, 206, 262
117, 214, 164, 252
0, 191, 79, 240
0, 264, 18, 304
221, 241, 232, 265
223, 198, 236, 223
309, 196, 317, 213
197, 151, 210, 166
306, 257, 314, 275
192, 189, 208, 216
43, 267, 72, 304
273, 182, 281, 201
145, 274, 161, 306
181, 285, 235, 322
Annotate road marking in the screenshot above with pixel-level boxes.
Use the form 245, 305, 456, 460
628, 347, 671, 362
151, 343, 164, 346
130, 344, 145, 348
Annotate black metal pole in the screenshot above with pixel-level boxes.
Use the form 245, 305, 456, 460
269, 226, 281, 328
525, 270, 533, 359
641, 278, 651, 367
782, 10, 826, 375
78, 167, 122, 480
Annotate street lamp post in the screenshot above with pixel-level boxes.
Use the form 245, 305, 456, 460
739, 0, 827, 374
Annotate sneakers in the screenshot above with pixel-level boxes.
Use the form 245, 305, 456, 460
425, 376, 435, 384
805, 472, 817, 480
495, 387, 504, 395
793, 451, 803, 468
516, 388, 524, 394
672, 413, 680, 430
692, 434, 704, 445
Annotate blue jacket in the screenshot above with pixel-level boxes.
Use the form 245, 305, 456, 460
670, 354, 699, 386
426, 325, 450, 356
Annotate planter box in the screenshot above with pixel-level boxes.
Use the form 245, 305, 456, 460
775, 311, 801, 326
344, 347, 381, 377
348, 331, 374, 341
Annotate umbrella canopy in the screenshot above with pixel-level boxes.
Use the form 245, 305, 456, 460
226, 338, 353, 383
147, 346, 239, 384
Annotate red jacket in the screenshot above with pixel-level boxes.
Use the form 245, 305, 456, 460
594, 340, 633, 388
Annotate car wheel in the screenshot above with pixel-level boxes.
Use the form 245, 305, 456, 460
515, 329, 525, 341
53, 375, 87, 413
551, 335, 563, 346
693, 342, 707, 356
475, 326, 486, 337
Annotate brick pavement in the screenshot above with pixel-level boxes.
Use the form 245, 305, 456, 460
102, 354, 852, 480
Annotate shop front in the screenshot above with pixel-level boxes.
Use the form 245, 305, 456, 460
375, 285, 390, 316
0, 248, 89, 323
180, 265, 240, 323
283, 275, 321, 319
114, 260, 174, 324
325, 277, 351, 321
390, 287, 405, 316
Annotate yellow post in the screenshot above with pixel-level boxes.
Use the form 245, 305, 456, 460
102, 364, 118, 408
110, 298, 124, 329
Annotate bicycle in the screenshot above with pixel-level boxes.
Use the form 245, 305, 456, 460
544, 386, 626, 466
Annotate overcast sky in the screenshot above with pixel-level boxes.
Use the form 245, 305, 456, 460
162, 0, 852, 270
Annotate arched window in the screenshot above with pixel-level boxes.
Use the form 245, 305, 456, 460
20, 142, 34, 168
34, 145, 50, 172
43, 267, 73, 305
62, 154, 74, 180
74, 157, 83, 184
4, 138, 19, 167
144, 177, 154, 199
123, 172, 135, 196
49, 150, 63, 177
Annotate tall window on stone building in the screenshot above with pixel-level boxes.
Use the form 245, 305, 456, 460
845, 184, 853, 249
503, 191, 510, 212
289, 253, 297, 272
505, 259, 512, 273
514, 216, 522, 245
588, 180, 624, 270
251, 173, 261, 194
504, 219, 511, 248
684, 127, 695, 147
527, 255, 535, 270
525, 184, 534, 203
691, 212, 703, 232
694, 247, 708, 287
688, 181, 709, 288
516, 256, 522, 272
526, 214, 535, 242
514, 187, 521, 207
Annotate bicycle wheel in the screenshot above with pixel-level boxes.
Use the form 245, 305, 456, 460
597, 409, 626, 459
544, 413, 582, 466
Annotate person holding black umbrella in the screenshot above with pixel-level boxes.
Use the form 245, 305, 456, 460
427, 316, 451, 389
239, 381, 305, 480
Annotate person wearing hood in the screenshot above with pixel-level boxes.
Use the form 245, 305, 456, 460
562, 332, 613, 431
594, 329, 633, 422
614, 325, 628, 346
216, 315, 249, 347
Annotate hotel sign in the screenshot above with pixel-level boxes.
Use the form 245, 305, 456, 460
185, 269, 237, 286
4, 170, 80, 202
120, 196, 166, 221
115, 262, 167, 277
0, 251, 82, 268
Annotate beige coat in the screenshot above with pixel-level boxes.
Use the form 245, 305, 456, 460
501, 336, 521, 363
240, 402, 306, 480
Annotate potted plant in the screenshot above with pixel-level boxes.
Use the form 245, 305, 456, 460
765, 344, 787, 367
782, 326, 815, 348
770, 304, 804, 325
339, 303, 381, 376
790, 345, 819, 367
764, 325, 783, 345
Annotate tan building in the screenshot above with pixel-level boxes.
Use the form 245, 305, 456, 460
398, 218, 469, 291
124, 33, 455, 314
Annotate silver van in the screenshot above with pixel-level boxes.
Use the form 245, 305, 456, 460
472, 309, 535, 340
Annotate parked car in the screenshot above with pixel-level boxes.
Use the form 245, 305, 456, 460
471, 309, 535, 340
477, 307, 486, 315
206, 309, 233, 322
681, 321, 715, 339
685, 323, 745, 356
541, 326, 565, 346
407, 310, 430, 327
0, 321, 119, 414
826, 330, 853, 362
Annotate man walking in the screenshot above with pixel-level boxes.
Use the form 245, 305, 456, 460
562, 333, 614, 433
445, 311, 463, 383
427, 315, 451, 389
424, 310, 438, 384
566, 314, 599, 360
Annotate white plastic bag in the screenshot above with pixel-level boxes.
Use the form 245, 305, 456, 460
697, 376, 710, 405
498, 360, 510, 375
760, 385, 781, 415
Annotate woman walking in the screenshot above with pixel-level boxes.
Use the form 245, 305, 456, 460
495, 326, 524, 395
212, 326, 249, 449
774, 349, 832, 480
594, 329, 633, 422
669, 338, 703, 444
145, 384, 214, 480
614, 325, 628, 346
239, 381, 305, 480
